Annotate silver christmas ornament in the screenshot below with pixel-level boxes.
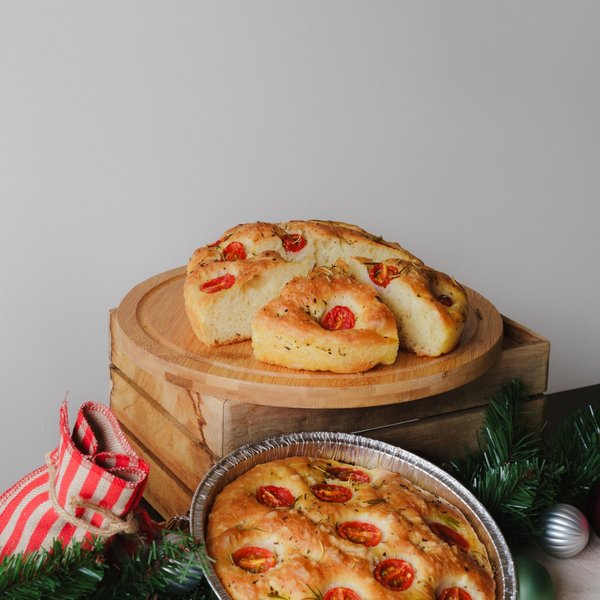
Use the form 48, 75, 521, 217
538, 503, 590, 558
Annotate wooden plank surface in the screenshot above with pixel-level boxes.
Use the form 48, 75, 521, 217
111, 309, 225, 458
361, 394, 546, 463
118, 422, 192, 518
110, 308, 549, 460
220, 327, 549, 454
110, 367, 216, 491
123, 392, 546, 519
112, 266, 504, 408
529, 533, 599, 599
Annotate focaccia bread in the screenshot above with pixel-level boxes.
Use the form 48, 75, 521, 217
206, 456, 496, 600
184, 220, 421, 349
252, 266, 399, 373
343, 257, 469, 356
184, 220, 469, 369
184, 251, 313, 347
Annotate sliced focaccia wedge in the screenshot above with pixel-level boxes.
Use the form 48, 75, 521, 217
251, 266, 399, 373
184, 251, 313, 346
343, 256, 469, 356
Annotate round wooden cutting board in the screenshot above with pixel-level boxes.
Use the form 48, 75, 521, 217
113, 266, 504, 409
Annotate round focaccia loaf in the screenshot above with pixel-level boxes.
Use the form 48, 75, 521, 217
206, 456, 496, 600
252, 266, 399, 373
184, 251, 313, 347
343, 256, 469, 356
184, 220, 420, 349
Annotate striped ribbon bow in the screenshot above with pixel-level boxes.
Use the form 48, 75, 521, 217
0, 400, 149, 558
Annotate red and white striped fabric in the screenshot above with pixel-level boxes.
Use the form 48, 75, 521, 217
0, 400, 149, 558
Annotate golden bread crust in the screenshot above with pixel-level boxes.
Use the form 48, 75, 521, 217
187, 222, 313, 274
344, 257, 469, 356
252, 267, 399, 373
207, 456, 495, 600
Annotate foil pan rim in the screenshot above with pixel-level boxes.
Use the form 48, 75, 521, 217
191, 431, 516, 600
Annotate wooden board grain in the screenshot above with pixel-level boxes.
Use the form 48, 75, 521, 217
110, 311, 549, 459
117, 384, 545, 519
113, 267, 503, 409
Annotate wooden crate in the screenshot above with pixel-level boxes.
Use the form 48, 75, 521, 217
109, 269, 549, 518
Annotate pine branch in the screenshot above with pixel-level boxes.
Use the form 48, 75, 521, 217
0, 531, 216, 600
445, 379, 554, 547
0, 538, 106, 600
545, 401, 600, 507
87, 530, 211, 600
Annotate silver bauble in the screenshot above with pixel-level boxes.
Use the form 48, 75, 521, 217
538, 503, 590, 558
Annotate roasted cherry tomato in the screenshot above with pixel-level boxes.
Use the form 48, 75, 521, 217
321, 305, 356, 331
373, 558, 415, 591
222, 241, 246, 261
438, 587, 473, 600
437, 294, 453, 307
231, 546, 276, 573
256, 485, 295, 508
367, 263, 399, 287
200, 273, 236, 293
429, 522, 470, 553
281, 233, 307, 253
337, 521, 382, 547
311, 483, 352, 503
326, 466, 370, 484
323, 588, 362, 600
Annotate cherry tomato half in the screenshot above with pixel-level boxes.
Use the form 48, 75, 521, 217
326, 466, 370, 484
200, 273, 236, 293
367, 263, 399, 287
222, 241, 246, 261
323, 587, 362, 600
321, 306, 356, 331
429, 522, 470, 553
337, 521, 382, 547
281, 233, 307, 253
438, 587, 473, 600
373, 558, 415, 591
311, 483, 352, 503
231, 546, 276, 573
256, 485, 295, 508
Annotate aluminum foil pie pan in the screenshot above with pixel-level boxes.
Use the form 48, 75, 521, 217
190, 431, 516, 600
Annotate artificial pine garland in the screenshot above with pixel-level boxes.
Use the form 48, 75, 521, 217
0, 529, 215, 600
544, 400, 600, 507
446, 379, 600, 547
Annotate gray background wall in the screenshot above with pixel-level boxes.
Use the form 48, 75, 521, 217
1, 2, 599, 494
